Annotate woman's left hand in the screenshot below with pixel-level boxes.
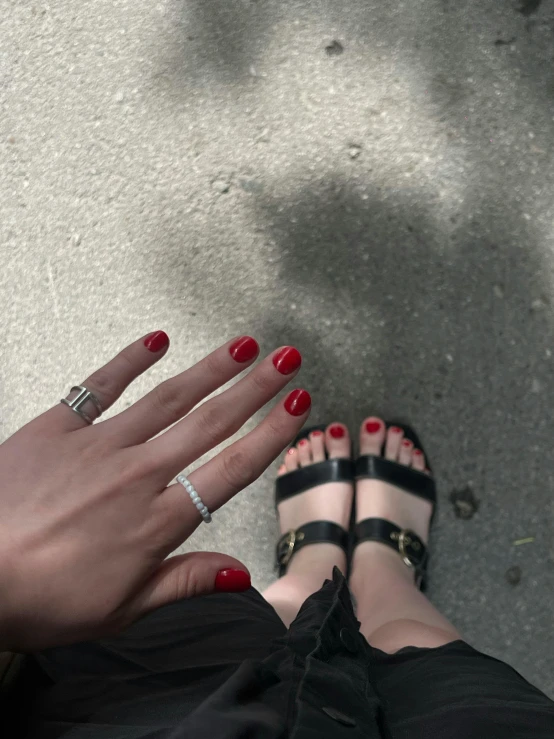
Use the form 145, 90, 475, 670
0, 332, 310, 653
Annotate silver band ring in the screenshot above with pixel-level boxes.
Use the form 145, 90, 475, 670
61, 385, 103, 425
177, 475, 212, 524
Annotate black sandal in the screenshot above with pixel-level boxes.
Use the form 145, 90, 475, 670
274, 424, 355, 576
352, 421, 437, 589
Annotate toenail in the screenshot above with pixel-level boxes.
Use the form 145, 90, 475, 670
298, 439, 308, 446
287, 448, 295, 455
311, 430, 324, 437
414, 449, 422, 456
329, 425, 345, 439
402, 439, 412, 447
365, 421, 381, 433
390, 427, 402, 434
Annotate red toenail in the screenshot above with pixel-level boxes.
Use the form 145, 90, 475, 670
414, 449, 422, 456
329, 425, 345, 438
365, 421, 381, 433
298, 439, 308, 446
402, 439, 411, 447
391, 427, 402, 434
312, 430, 323, 437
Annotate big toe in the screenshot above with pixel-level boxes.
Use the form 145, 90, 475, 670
360, 417, 386, 455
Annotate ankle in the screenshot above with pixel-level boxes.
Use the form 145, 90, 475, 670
351, 541, 417, 589
286, 543, 347, 580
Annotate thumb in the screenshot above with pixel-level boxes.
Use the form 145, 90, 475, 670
131, 552, 251, 619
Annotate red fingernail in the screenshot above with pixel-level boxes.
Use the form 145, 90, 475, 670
390, 426, 402, 434
414, 449, 423, 456
402, 439, 412, 447
284, 389, 311, 416
329, 425, 345, 439
229, 336, 259, 363
298, 439, 308, 446
311, 430, 324, 437
214, 569, 251, 592
273, 347, 302, 375
144, 331, 170, 352
365, 421, 381, 434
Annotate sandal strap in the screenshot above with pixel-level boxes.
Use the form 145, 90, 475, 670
276, 521, 348, 576
354, 455, 436, 506
354, 518, 428, 579
275, 458, 355, 505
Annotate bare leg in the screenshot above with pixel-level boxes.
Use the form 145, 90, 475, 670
349, 417, 461, 652
262, 424, 352, 627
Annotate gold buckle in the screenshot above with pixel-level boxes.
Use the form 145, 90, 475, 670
277, 529, 305, 567
397, 529, 425, 569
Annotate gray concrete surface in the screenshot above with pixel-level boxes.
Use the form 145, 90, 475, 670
2, 0, 554, 698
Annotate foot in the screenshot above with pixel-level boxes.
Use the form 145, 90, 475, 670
276, 423, 353, 574
354, 417, 434, 575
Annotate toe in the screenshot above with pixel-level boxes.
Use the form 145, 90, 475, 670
284, 446, 300, 472
412, 448, 425, 471
309, 429, 326, 463
398, 438, 413, 465
326, 423, 350, 459
297, 438, 312, 467
277, 463, 287, 476
385, 425, 403, 461
360, 416, 386, 455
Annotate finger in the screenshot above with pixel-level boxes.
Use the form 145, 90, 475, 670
43, 331, 171, 433
151, 387, 311, 550
144, 345, 303, 475
101, 335, 262, 446
129, 552, 251, 622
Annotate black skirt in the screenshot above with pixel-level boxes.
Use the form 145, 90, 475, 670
13, 568, 554, 738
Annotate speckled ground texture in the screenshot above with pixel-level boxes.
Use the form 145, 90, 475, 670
2, 0, 554, 698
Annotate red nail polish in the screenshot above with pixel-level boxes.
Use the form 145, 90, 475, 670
414, 449, 423, 456
390, 427, 402, 434
229, 336, 259, 363
402, 439, 412, 447
311, 430, 324, 437
214, 569, 251, 593
284, 389, 311, 416
298, 439, 308, 446
273, 347, 302, 375
287, 448, 295, 455
329, 425, 345, 439
144, 331, 170, 352
365, 421, 381, 434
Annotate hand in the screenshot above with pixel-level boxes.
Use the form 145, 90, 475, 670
0, 332, 310, 653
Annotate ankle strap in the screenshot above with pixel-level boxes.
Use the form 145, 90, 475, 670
276, 521, 348, 576
354, 518, 428, 575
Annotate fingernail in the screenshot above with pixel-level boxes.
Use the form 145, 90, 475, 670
284, 389, 311, 416
144, 331, 170, 352
365, 421, 381, 434
390, 426, 402, 434
214, 569, 251, 592
329, 425, 345, 439
273, 347, 302, 375
229, 336, 259, 363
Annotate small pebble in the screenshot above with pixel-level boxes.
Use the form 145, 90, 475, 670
325, 40, 344, 56
212, 179, 230, 193
505, 566, 522, 586
531, 298, 547, 312
348, 144, 362, 159
114, 90, 125, 103
449, 485, 479, 520
72, 234, 82, 246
